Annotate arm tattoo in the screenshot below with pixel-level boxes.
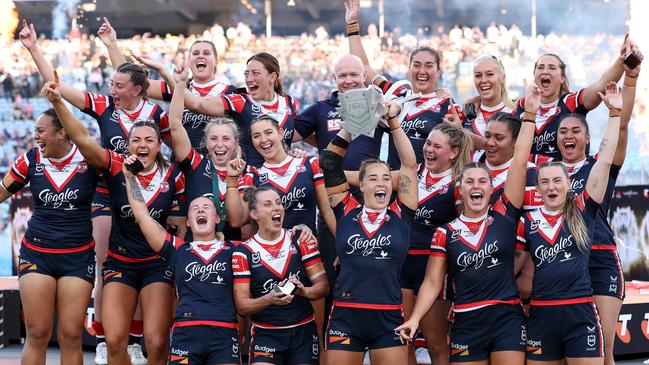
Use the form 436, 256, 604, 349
398, 175, 411, 194
591, 177, 599, 190
127, 175, 145, 202
598, 138, 608, 153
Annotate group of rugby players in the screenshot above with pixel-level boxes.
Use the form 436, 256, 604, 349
4, 0, 644, 364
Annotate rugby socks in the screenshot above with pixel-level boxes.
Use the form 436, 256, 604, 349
129, 320, 144, 345
92, 321, 106, 345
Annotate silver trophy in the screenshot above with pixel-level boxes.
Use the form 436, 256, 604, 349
337, 85, 386, 140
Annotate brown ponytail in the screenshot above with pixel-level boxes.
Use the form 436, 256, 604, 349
246, 52, 284, 96
537, 162, 589, 252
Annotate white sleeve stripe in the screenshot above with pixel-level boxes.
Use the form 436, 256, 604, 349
233, 270, 251, 276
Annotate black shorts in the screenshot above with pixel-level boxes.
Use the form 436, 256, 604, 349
526, 301, 604, 361
400, 253, 453, 300
18, 242, 95, 285
325, 304, 405, 352
169, 324, 240, 364
102, 255, 173, 290
450, 303, 525, 362
249, 321, 319, 365
589, 246, 625, 299
91, 188, 111, 218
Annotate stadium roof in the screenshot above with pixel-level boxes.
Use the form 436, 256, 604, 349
14, 0, 629, 37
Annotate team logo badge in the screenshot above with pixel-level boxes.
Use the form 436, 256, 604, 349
587, 334, 596, 347
252, 252, 261, 264
35, 163, 44, 173
160, 182, 170, 193
259, 173, 268, 183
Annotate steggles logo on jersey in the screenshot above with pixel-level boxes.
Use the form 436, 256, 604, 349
415, 206, 435, 222
119, 205, 164, 219
109, 136, 128, 152
38, 188, 79, 209
261, 271, 301, 294
346, 233, 392, 256
533, 130, 556, 152
456, 240, 500, 271
534, 235, 574, 266
182, 110, 211, 129
184, 260, 227, 282
569, 178, 585, 192
281, 187, 307, 209
400, 118, 427, 136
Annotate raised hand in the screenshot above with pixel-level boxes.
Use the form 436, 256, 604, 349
598, 81, 623, 111
523, 79, 542, 114
41, 71, 61, 103
133, 54, 165, 72
173, 62, 190, 84
344, 0, 360, 24
97, 17, 117, 45
18, 19, 37, 50
227, 158, 247, 178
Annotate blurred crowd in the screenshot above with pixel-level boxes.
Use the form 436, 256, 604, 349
0, 21, 647, 184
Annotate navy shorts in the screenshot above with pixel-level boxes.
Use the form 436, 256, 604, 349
102, 255, 173, 291
589, 246, 625, 299
249, 321, 319, 365
450, 303, 525, 362
526, 301, 604, 361
18, 242, 95, 285
91, 188, 111, 218
325, 305, 405, 352
169, 324, 240, 364
317, 215, 338, 337
400, 253, 454, 300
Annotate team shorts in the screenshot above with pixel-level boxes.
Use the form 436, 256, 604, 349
18, 242, 95, 285
102, 255, 173, 290
526, 301, 604, 361
91, 188, 111, 218
249, 321, 319, 365
589, 246, 625, 299
450, 303, 526, 362
169, 324, 240, 364
400, 253, 454, 300
325, 305, 405, 352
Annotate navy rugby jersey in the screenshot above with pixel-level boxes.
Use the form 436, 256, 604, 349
431, 195, 522, 311
410, 165, 458, 252
294, 91, 383, 171
102, 150, 185, 260
179, 148, 240, 240
220, 93, 297, 167
463, 102, 512, 162
160, 234, 239, 326
160, 79, 237, 154
376, 79, 454, 169
238, 156, 323, 233
82, 92, 170, 155
10, 146, 99, 250
333, 193, 413, 308
486, 160, 543, 211
513, 89, 589, 160
562, 156, 620, 248
232, 228, 321, 328
517, 191, 600, 303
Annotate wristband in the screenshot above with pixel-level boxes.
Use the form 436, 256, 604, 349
609, 112, 621, 118
226, 176, 239, 188
522, 118, 536, 124
387, 114, 399, 119
346, 22, 360, 37
390, 126, 402, 132
331, 134, 350, 150
624, 75, 637, 87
